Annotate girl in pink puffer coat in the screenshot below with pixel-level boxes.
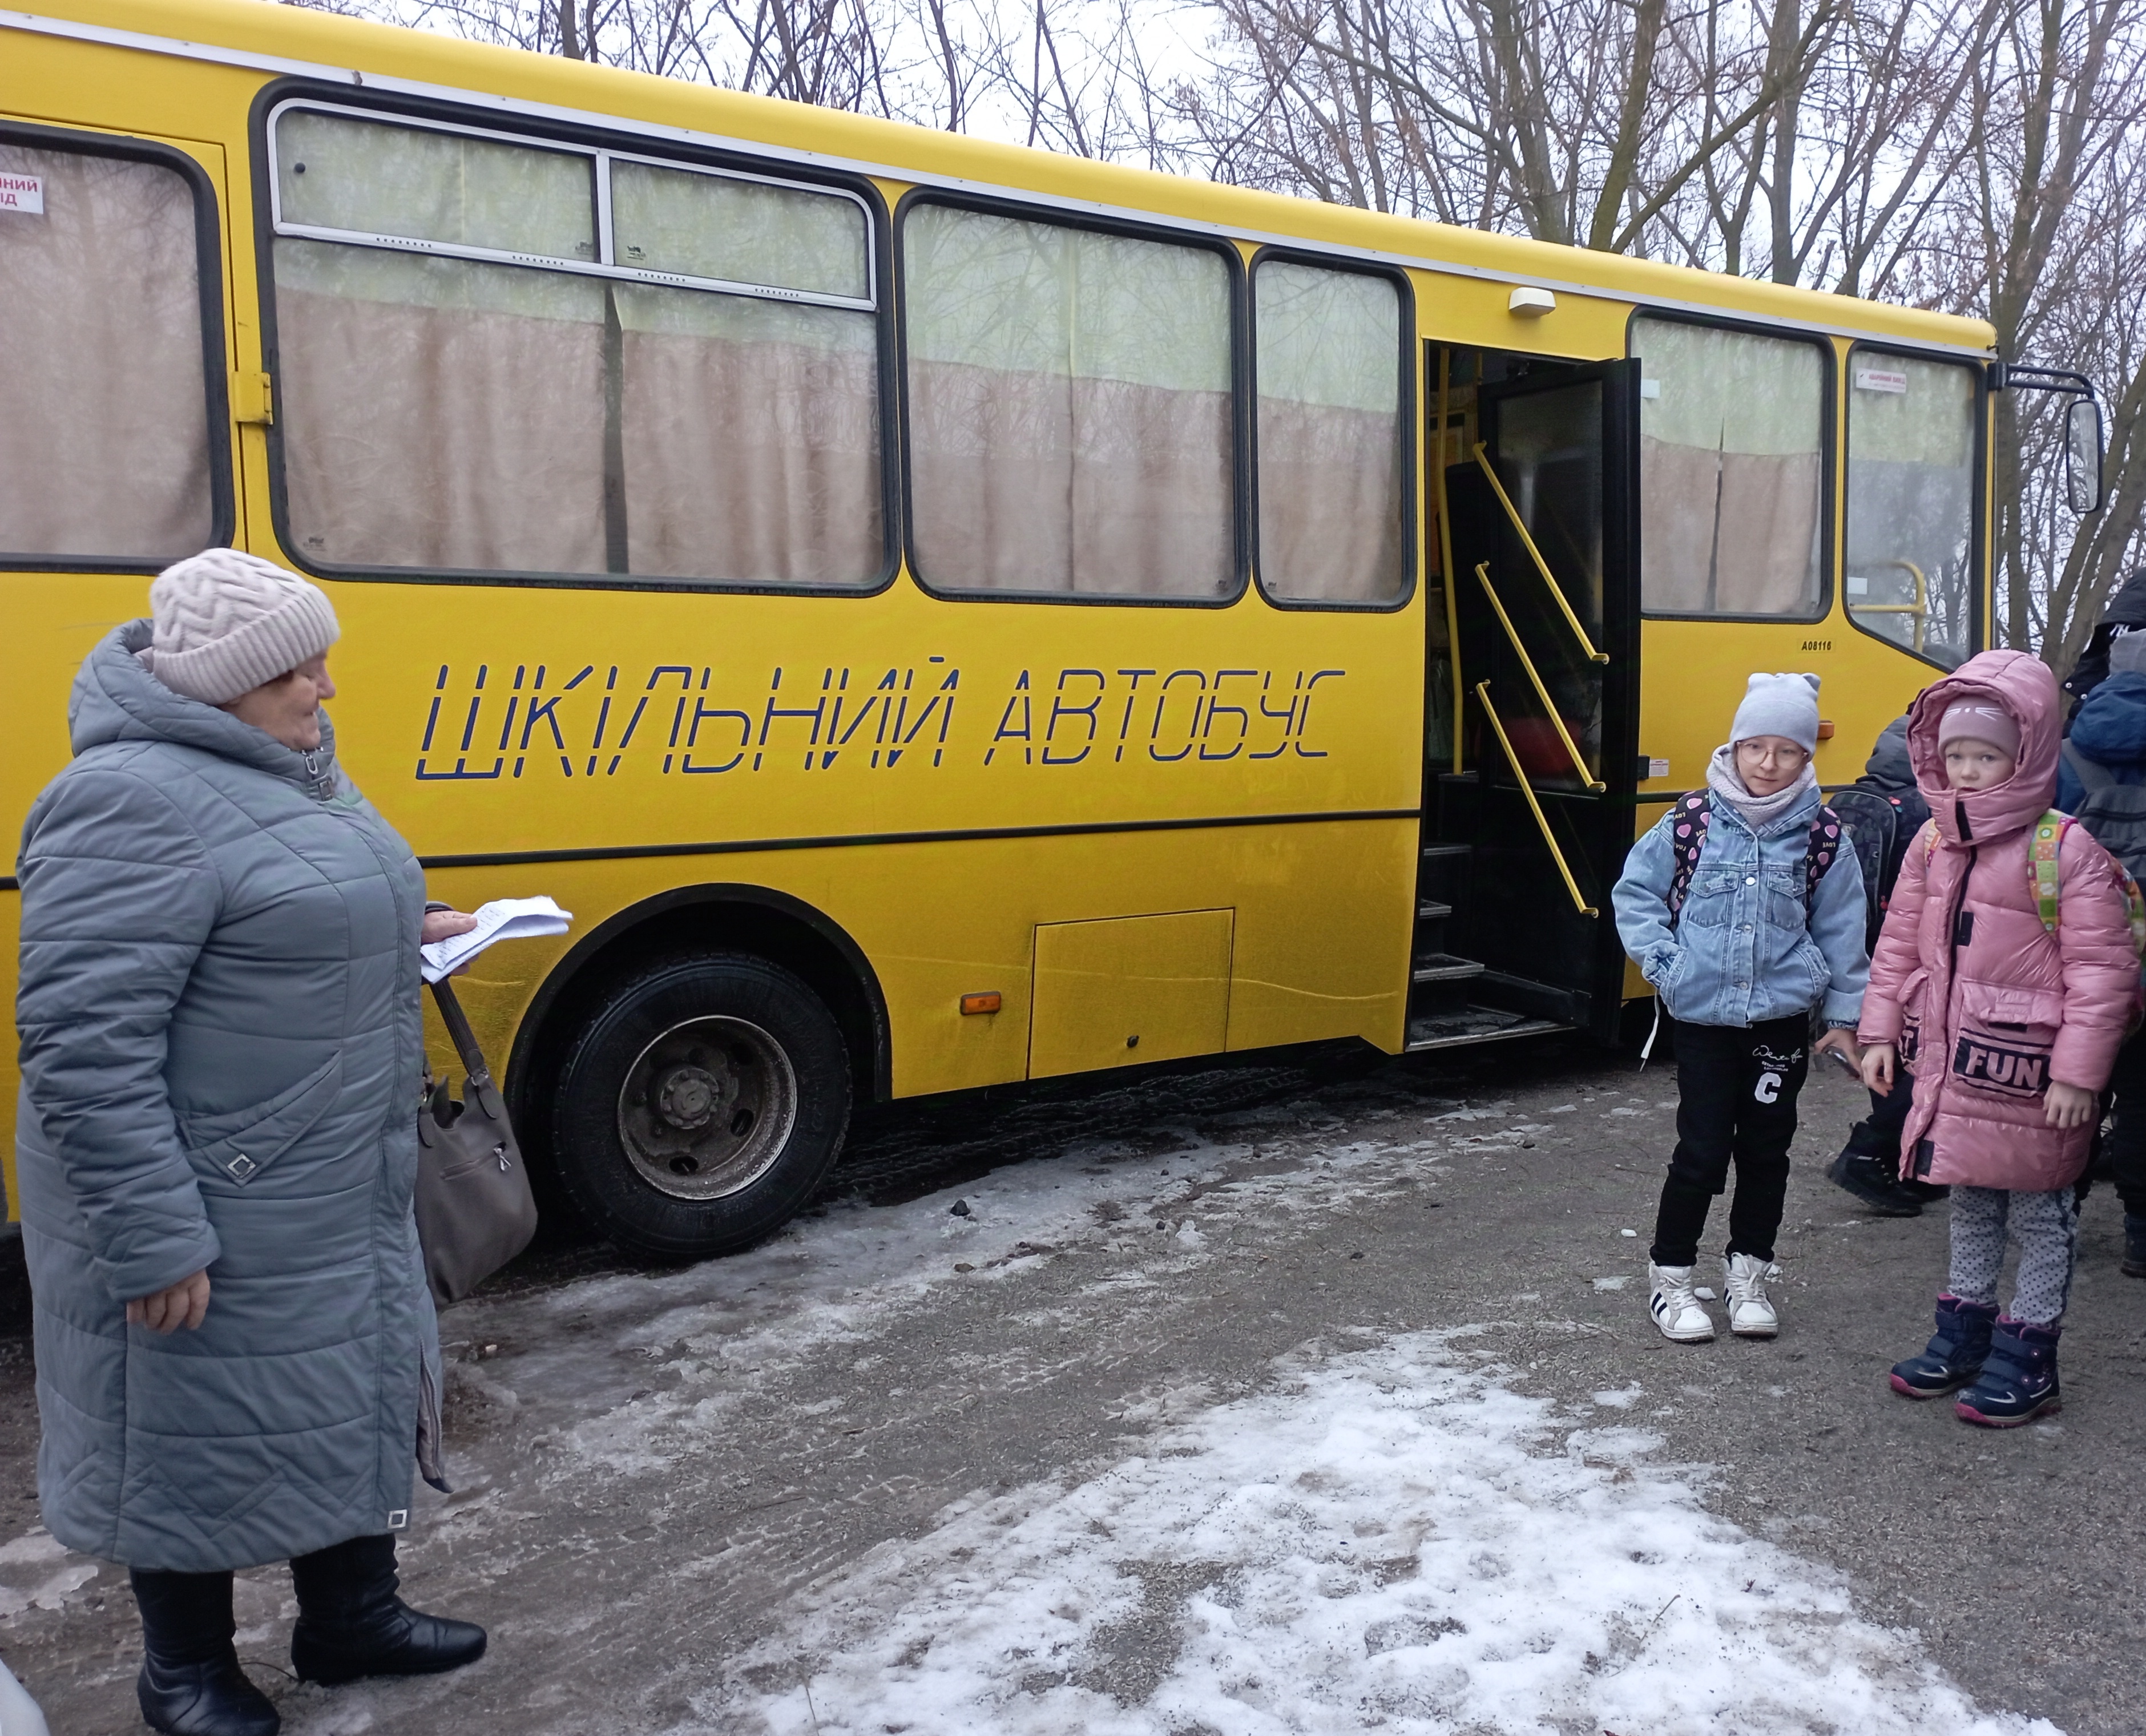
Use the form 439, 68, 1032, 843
1859, 650, 2140, 1426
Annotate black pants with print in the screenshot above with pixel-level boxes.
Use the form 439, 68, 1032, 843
1649, 1013, 1810, 1267
2101, 1028, 2146, 1220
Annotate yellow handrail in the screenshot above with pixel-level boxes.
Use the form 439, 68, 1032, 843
1474, 681, 1599, 918
1435, 350, 1464, 773
1474, 563, 1605, 792
1848, 559, 1929, 655
1471, 442, 1609, 666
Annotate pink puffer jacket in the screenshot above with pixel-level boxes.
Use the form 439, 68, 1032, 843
1859, 650, 2139, 1190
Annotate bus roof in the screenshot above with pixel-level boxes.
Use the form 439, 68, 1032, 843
11, 0, 1998, 356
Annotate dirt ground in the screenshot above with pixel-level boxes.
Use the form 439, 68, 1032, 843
1, 1033, 2139, 1734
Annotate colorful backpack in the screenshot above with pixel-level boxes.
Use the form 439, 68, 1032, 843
1665, 791, 1844, 929
1916, 812, 2146, 954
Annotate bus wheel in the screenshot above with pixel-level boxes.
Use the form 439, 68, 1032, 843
548, 953, 852, 1261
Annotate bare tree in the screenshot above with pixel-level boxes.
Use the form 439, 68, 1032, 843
291, 0, 2146, 664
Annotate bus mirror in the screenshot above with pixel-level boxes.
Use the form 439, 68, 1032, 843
2067, 396, 2104, 514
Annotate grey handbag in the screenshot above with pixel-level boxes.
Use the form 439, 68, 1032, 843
415, 978, 539, 1306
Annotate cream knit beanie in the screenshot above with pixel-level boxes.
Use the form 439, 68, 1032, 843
146, 549, 340, 706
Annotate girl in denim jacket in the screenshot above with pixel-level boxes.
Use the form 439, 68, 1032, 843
1613, 673, 1869, 1343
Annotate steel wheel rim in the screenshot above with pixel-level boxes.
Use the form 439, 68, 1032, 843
616, 1014, 799, 1201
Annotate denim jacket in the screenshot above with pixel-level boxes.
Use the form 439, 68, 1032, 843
1613, 785, 1869, 1029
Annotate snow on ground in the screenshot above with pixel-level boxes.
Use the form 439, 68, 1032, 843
709, 1330, 2058, 1736
473, 1095, 1530, 1471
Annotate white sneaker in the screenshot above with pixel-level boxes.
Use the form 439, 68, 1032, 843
1723, 1253, 1780, 1338
1648, 1263, 1716, 1343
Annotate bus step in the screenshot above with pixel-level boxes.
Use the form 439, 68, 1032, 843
1417, 899, 1454, 922
1411, 952, 1485, 984
1419, 843, 1471, 861
1405, 1005, 1568, 1052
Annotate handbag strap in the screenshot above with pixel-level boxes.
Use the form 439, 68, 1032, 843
427, 978, 494, 1091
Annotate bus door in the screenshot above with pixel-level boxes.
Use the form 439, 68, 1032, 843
1437, 358, 1641, 1043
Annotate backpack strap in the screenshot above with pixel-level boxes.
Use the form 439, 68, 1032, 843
2063, 739, 2117, 796
1665, 792, 1711, 927
1804, 805, 1843, 918
2030, 810, 2070, 935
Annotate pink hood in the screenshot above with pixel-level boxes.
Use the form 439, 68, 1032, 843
1906, 649, 2062, 850
1859, 649, 2139, 1190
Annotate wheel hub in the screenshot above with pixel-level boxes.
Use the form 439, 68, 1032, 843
654, 1063, 729, 1132
616, 1015, 799, 1202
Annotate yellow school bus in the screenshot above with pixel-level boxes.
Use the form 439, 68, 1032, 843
1, 0, 2017, 1257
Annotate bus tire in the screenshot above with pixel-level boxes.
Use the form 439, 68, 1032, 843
548, 952, 852, 1262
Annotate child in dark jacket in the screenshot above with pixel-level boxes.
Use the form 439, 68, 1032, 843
1828, 714, 1943, 1217
2056, 628, 2146, 1278
1612, 673, 1868, 1344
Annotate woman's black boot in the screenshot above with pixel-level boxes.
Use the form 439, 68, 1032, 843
289, 1535, 486, 1685
130, 1568, 280, 1736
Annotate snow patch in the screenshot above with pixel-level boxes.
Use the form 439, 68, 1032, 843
708, 1333, 2055, 1736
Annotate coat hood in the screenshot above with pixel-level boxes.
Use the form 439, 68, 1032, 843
2066, 671, 2146, 772
1862, 714, 1917, 797
1908, 648, 2060, 849
70, 620, 336, 786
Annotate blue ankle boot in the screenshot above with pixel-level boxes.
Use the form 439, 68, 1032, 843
1889, 1294, 1996, 1399
1955, 1317, 2062, 1427
2124, 1214, 2146, 1279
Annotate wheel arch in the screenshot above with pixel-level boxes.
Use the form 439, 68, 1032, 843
505, 884, 892, 1183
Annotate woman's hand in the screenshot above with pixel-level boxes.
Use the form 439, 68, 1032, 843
421, 908, 478, 976
127, 1270, 210, 1333
1813, 1028, 1862, 1071
2046, 1081, 2100, 1129
1860, 1041, 1897, 1094
421, 909, 479, 946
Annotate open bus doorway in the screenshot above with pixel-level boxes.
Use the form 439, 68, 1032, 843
1410, 345, 1643, 1050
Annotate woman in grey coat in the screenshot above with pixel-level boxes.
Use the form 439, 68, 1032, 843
16, 550, 487, 1736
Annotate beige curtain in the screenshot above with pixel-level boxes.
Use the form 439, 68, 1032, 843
616, 286, 881, 584
1639, 439, 1822, 615
1255, 261, 1405, 603
275, 243, 608, 573
277, 244, 888, 583
0, 147, 213, 560
905, 205, 1233, 597
908, 363, 1231, 594
1633, 316, 1824, 616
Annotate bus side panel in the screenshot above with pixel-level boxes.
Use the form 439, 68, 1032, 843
418, 815, 1416, 1106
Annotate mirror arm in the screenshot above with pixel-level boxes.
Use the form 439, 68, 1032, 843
1987, 360, 2097, 401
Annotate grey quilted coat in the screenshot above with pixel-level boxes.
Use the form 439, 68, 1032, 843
16, 620, 442, 1573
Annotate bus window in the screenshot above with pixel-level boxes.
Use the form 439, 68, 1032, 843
902, 204, 1236, 599
610, 160, 867, 300
1845, 352, 1978, 668
277, 108, 596, 258
0, 141, 216, 564
1253, 260, 1408, 607
268, 107, 883, 587
1632, 315, 1827, 620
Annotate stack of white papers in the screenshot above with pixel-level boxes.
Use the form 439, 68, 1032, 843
421, 895, 573, 983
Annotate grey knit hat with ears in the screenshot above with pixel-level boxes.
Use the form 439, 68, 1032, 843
144, 548, 340, 706
1730, 671, 1822, 754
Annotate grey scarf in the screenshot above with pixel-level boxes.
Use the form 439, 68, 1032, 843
1706, 742, 1816, 830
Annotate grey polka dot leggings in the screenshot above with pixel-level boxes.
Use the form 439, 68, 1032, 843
1949, 1185, 2078, 1327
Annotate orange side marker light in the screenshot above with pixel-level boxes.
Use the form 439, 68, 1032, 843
960, 992, 1003, 1016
